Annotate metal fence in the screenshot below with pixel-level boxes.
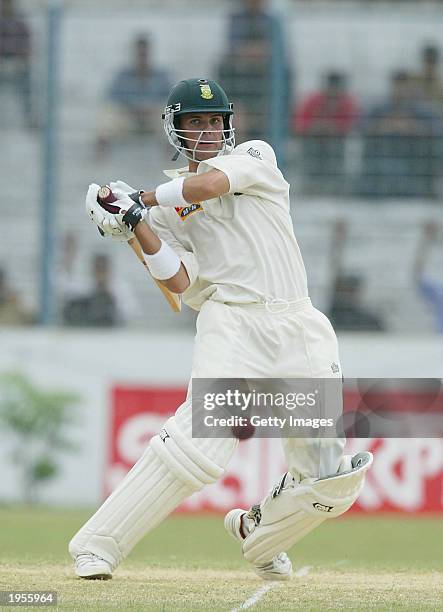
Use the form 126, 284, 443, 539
0, 0, 442, 334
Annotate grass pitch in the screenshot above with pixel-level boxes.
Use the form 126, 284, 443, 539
0, 506, 442, 611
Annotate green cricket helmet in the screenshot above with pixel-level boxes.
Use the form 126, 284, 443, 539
163, 78, 235, 161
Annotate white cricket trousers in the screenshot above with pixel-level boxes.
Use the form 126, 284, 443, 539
69, 297, 345, 567
189, 297, 345, 480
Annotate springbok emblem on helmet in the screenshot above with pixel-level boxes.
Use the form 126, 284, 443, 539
200, 83, 214, 99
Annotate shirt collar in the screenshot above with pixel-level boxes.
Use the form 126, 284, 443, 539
162, 166, 195, 178
162, 146, 233, 178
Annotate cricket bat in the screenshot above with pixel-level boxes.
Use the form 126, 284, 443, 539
97, 186, 182, 313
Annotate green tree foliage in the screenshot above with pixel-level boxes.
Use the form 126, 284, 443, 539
0, 372, 80, 503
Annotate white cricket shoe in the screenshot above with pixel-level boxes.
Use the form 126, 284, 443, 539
74, 553, 113, 580
253, 552, 293, 581
224, 508, 293, 581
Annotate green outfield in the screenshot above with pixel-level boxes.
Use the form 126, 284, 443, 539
0, 506, 442, 611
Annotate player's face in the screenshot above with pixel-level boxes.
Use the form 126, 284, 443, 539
179, 113, 224, 161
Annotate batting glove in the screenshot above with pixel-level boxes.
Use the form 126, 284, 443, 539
109, 179, 150, 232
109, 180, 137, 196
85, 183, 135, 241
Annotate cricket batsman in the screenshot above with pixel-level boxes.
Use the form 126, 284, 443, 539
70, 78, 372, 580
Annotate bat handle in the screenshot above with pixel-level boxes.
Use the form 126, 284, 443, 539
97, 185, 117, 204
127, 237, 147, 266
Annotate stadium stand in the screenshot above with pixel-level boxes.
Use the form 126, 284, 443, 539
1, 0, 442, 332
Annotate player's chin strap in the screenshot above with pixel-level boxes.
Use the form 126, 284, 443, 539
242, 452, 373, 565
170, 128, 234, 162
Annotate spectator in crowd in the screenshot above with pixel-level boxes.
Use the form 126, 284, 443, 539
96, 35, 171, 158
328, 274, 386, 332
413, 221, 443, 333
0, 267, 33, 325
58, 234, 138, 327
326, 220, 386, 332
293, 71, 358, 195
358, 70, 443, 198
62, 254, 118, 327
0, 0, 32, 127
410, 43, 443, 114
217, 0, 291, 142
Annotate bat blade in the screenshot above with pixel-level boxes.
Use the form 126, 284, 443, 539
127, 237, 182, 313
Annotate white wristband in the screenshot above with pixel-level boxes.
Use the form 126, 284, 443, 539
155, 177, 187, 207
144, 239, 181, 280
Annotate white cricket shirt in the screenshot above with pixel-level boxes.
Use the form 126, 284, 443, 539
149, 140, 309, 310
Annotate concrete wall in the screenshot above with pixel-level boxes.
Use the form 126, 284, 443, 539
0, 329, 441, 505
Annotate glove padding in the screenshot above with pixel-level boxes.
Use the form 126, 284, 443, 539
109, 180, 149, 232
85, 183, 134, 242
109, 180, 139, 201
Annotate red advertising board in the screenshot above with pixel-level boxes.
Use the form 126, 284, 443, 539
105, 386, 443, 513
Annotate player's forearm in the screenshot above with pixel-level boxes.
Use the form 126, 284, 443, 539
182, 170, 230, 202
139, 170, 230, 207
134, 219, 162, 254
160, 265, 190, 294
134, 221, 190, 293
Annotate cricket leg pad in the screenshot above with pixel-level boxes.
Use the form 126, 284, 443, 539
69, 413, 231, 570
242, 452, 373, 565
